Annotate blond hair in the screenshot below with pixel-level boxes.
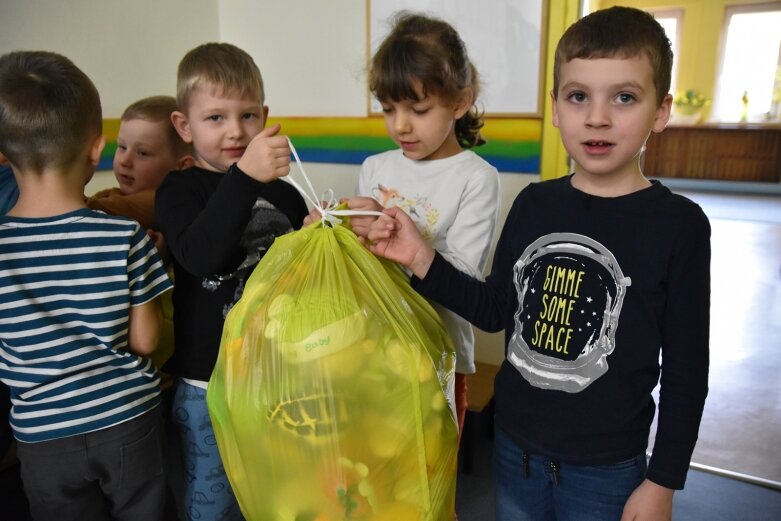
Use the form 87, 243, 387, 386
121, 95, 191, 157
176, 42, 264, 110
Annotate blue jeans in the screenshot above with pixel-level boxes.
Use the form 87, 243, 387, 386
494, 426, 647, 521
171, 381, 244, 521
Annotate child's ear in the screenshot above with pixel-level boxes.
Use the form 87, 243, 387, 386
178, 154, 195, 170
453, 89, 473, 120
171, 111, 193, 143
261, 105, 269, 128
89, 135, 106, 166
550, 90, 560, 128
652, 93, 673, 133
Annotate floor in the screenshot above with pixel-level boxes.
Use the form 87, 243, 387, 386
649, 190, 781, 485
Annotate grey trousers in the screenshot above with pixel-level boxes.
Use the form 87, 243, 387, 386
16, 406, 166, 521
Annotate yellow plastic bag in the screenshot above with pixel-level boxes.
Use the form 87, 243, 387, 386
207, 222, 458, 521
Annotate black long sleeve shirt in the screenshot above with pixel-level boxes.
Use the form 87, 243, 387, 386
414, 176, 710, 490
155, 164, 308, 381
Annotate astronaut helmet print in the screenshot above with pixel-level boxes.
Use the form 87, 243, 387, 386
507, 233, 631, 393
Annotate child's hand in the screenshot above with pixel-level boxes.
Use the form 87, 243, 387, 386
303, 203, 329, 226
367, 206, 435, 278
347, 196, 383, 238
620, 479, 673, 521
236, 123, 291, 182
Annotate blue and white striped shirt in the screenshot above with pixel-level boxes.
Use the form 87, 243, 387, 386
0, 208, 173, 442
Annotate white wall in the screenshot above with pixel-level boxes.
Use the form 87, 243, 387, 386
0, 0, 219, 117
218, 0, 368, 116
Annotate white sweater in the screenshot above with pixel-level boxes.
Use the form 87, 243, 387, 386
357, 149, 500, 373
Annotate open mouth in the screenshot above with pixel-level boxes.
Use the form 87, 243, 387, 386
582, 140, 614, 154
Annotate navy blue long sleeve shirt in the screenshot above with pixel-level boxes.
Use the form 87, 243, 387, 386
414, 176, 710, 490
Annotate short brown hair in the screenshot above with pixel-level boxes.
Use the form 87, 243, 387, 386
0, 50, 102, 171
121, 95, 190, 157
553, 6, 673, 105
176, 42, 264, 111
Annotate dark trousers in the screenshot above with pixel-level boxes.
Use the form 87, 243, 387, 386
17, 406, 166, 521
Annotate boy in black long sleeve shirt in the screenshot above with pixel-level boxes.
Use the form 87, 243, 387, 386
155, 42, 307, 520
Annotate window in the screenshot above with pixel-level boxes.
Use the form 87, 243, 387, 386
713, 3, 781, 122
649, 8, 683, 98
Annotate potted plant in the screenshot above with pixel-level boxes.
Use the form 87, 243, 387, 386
673, 89, 710, 124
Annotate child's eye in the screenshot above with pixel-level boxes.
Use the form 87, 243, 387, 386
242, 112, 258, 120
207, 115, 222, 122
617, 93, 636, 104
137, 150, 150, 157
380, 105, 394, 114
566, 91, 587, 103
412, 107, 430, 115
117, 144, 127, 151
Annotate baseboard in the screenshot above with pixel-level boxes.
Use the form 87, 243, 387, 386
651, 177, 781, 195
690, 461, 781, 491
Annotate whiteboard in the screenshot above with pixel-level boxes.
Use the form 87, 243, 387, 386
368, 0, 546, 117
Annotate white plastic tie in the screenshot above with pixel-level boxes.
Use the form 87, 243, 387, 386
283, 137, 384, 227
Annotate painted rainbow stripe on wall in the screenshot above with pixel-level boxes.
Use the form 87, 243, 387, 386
99, 117, 541, 174
99, 118, 121, 171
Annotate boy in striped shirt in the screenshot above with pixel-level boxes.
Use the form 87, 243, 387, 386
0, 51, 173, 520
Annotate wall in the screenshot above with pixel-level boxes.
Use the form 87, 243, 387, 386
217, 0, 368, 117
540, 0, 582, 181
0, 0, 219, 117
